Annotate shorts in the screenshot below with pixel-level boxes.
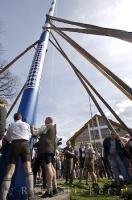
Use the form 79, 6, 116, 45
9, 139, 31, 164
84, 157, 94, 172
79, 157, 85, 168
40, 153, 55, 165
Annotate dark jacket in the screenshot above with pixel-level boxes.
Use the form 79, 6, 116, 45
103, 137, 128, 160
38, 124, 56, 154
64, 146, 74, 159
0, 106, 7, 138
79, 147, 85, 160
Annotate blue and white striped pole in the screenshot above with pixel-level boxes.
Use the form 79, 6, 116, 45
0, 1, 57, 199
18, 0, 56, 125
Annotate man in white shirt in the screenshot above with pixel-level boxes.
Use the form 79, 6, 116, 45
0, 113, 36, 200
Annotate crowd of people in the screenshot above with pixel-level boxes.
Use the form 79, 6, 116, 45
50, 133, 132, 186
52, 137, 132, 187
0, 97, 132, 199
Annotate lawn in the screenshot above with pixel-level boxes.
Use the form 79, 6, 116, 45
58, 179, 132, 200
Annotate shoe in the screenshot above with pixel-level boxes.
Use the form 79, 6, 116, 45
92, 183, 100, 194
53, 187, 64, 195
57, 187, 64, 192
41, 191, 53, 198
86, 181, 88, 185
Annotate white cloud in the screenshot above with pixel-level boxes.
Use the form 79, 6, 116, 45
105, 110, 111, 118
115, 100, 132, 115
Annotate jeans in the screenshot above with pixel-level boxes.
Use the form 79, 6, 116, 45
109, 154, 128, 184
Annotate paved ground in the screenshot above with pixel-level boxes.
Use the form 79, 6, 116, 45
35, 184, 70, 200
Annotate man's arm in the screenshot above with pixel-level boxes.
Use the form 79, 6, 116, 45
37, 125, 47, 136
0, 106, 7, 140
4, 125, 12, 143
65, 148, 75, 157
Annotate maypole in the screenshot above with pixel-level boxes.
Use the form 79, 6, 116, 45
18, 0, 56, 125
0, 1, 56, 199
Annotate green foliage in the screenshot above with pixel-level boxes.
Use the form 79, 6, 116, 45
58, 179, 132, 200
70, 186, 120, 200
120, 185, 132, 200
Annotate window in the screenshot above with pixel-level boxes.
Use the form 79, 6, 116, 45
101, 128, 110, 138
90, 130, 100, 140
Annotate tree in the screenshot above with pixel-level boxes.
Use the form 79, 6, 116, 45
0, 64, 18, 99
0, 25, 18, 99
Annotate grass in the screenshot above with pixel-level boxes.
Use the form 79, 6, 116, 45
58, 179, 132, 200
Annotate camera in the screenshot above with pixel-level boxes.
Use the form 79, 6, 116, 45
57, 138, 62, 146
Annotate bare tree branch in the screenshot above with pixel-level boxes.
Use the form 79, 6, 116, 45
0, 29, 18, 99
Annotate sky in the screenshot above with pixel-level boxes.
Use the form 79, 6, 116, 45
0, 0, 132, 145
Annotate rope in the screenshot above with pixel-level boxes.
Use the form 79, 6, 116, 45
88, 96, 97, 148
47, 15, 132, 43
49, 33, 132, 135
7, 83, 26, 118
49, 35, 120, 137
49, 23, 132, 100
0, 40, 39, 74
73, 64, 117, 133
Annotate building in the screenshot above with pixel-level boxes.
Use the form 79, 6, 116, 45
68, 114, 131, 152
